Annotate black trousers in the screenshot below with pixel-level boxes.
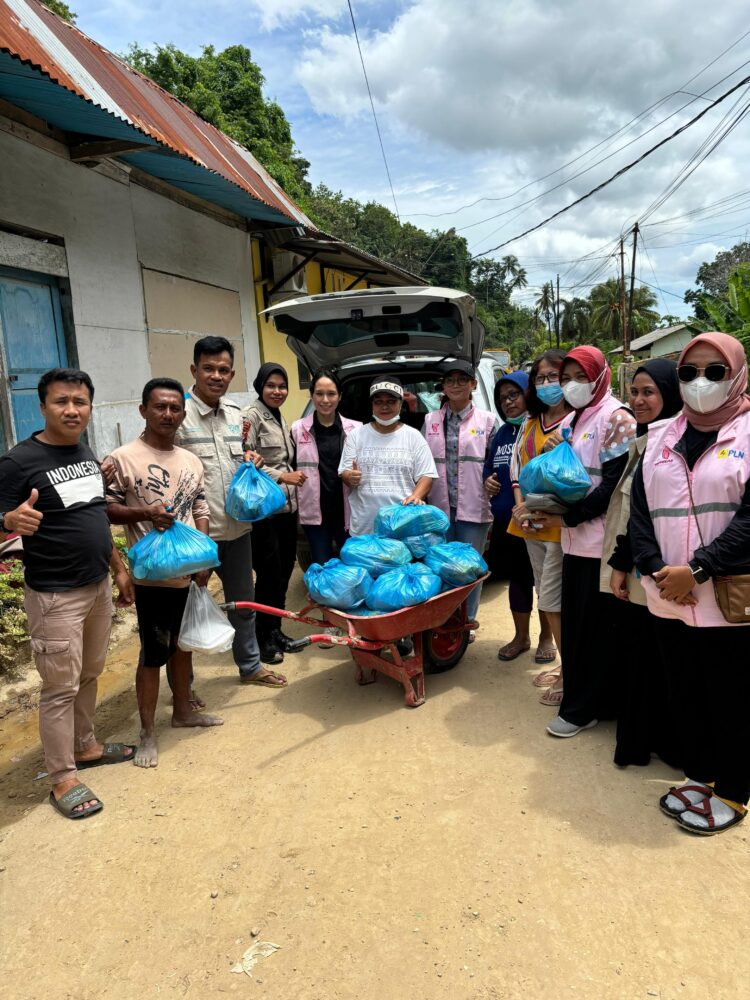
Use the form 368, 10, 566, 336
652, 615, 750, 806
250, 511, 298, 640
559, 554, 621, 726
614, 602, 682, 770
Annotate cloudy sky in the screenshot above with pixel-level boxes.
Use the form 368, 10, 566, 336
71, 0, 750, 317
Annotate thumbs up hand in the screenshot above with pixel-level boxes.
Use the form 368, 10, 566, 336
5, 488, 44, 536
347, 459, 362, 489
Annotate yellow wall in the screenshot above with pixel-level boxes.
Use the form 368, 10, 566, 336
251, 240, 371, 419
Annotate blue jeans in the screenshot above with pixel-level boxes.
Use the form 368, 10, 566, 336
303, 522, 349, 566
447, 510, 491, 621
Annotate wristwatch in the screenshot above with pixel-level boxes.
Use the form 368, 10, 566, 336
689, 559, 709, 585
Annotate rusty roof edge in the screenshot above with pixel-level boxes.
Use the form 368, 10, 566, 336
0, 44, 300, 224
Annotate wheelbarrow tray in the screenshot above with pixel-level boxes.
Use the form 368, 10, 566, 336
320, 575, 486, 642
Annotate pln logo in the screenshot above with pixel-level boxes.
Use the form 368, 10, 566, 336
469, 428, 485, 436
718, 447, 745, 459
581, 431, 595, 441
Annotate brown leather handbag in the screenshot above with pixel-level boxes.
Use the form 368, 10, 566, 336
686, 471, 750, 624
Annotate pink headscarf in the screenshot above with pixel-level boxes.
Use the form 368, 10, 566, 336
678, 331, 750, 432
562, 345, 611, 409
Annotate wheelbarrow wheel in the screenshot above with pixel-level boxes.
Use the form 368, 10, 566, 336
423, 612, 469, 674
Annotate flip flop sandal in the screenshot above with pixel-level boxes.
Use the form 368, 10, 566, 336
533, 668, 561, 688
241, 670, 288, 687
497, 642, 531, 662
539, 686, 563, 707
49, 784, 103, 820
676, 799, 746, 836
534, 647, 557, 664
75, 743, 136, 770
658, 784, 712, 818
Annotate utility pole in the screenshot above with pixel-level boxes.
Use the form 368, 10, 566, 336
555, 273, 560, 348
625, 222, 639, 362
619, 237, 627, 346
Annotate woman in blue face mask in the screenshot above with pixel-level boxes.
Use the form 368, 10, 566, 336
503, 351, 570, 701
483, 371, 542, 663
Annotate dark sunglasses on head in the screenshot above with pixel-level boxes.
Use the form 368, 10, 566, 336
677, 363, 730, 383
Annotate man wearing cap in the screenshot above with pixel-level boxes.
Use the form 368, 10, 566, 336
422, 361, 498, 626
339, 378, 438, 536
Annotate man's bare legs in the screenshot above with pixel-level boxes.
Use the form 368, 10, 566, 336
135, 649, 223, 768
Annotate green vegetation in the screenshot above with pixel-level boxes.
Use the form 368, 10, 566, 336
0, 560, 28, 678
44, 1, 76, 23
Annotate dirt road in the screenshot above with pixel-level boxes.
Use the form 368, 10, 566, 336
1, 573, 748, 1000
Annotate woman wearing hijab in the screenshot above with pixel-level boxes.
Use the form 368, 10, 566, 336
482, 371, 541, 658
630, 332, 750, 835
530, 346, 637, 738
242, 363, 304, 664
602, 359, 683, 768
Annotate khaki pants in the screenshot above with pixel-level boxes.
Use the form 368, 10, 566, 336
25, 578, 113, 785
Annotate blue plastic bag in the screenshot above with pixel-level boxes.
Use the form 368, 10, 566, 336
340, 534, 412, 578
366, 563, 442, 612
224, 462, 286, 522
303, 558, 372, 610
373, 503, 450, 539
517, 436, 591, 504
424, 541, 488, 587
403, 531, 447, 559
128, 520, 220, 581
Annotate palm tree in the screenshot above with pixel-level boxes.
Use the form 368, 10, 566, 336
589, 279, 659, 341
561, 297, 591, 344
535, 283, 555, 347
499, 255, 528, 292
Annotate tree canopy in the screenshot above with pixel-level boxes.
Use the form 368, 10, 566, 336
45, 1, 76, 22
124, 43, 310, 201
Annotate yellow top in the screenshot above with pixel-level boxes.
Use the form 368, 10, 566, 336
507, 415, 565, 543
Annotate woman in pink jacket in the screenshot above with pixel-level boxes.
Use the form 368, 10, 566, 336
630, 331, 750, 836
531, 346, 636, 739
291, 369, 361, 565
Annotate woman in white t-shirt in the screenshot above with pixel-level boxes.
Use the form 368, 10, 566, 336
338, 378, 438, 535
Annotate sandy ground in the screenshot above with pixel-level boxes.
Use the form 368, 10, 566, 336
1, 571, 748, 1000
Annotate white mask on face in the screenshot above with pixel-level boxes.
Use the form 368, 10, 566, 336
680, 369, 742, 414
373, 412, 401, 426
562, 380, 595, 409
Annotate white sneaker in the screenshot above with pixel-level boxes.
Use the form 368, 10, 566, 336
318, 626, 340, 649
546, 716, 598, 738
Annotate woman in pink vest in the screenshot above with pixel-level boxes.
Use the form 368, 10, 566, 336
291, 369, 361, 565
422, 360, 497, 625
630, 332, 750, 835
531, 346, 636, 738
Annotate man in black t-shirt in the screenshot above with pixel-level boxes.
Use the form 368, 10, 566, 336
0, 368, 134, 821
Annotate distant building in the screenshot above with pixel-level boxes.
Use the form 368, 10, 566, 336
609, 324, 701, 361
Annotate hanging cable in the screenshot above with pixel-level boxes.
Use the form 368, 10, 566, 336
470, 71, 750, 259
346, 0, 401, 221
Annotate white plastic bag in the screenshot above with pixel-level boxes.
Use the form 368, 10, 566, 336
177, 582, 235, 654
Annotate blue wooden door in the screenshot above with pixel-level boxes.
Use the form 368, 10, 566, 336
0, 267, 68, 446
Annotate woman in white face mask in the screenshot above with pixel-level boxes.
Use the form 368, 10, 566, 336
530, 346, 637, 739
629, 331, 750, 836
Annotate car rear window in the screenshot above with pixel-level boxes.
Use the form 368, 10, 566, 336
274, 301, 463, 349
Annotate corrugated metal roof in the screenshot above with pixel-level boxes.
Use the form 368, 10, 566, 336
0, 0, 312, 226
609, 323, 699, 354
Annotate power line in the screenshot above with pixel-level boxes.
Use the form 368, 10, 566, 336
409, 29, 750, 222
470, 71, 750, 260
346, 0, 401, 221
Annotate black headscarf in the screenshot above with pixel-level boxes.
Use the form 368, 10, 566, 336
632, 358, 682, 436
253, 362, 288, 397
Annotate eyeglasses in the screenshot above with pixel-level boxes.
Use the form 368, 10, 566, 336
534, 373, 560, 386
443, 376, 472, 387
677, 363, 730, 383
499, 390, 523, 404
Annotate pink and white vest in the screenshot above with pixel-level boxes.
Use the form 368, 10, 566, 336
423, 403, 494, 523
291, 414, 361, 528
640, 411, 750, 627
561, 393, 629, 559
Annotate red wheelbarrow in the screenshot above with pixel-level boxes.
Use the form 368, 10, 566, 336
224, 574, 487, 708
